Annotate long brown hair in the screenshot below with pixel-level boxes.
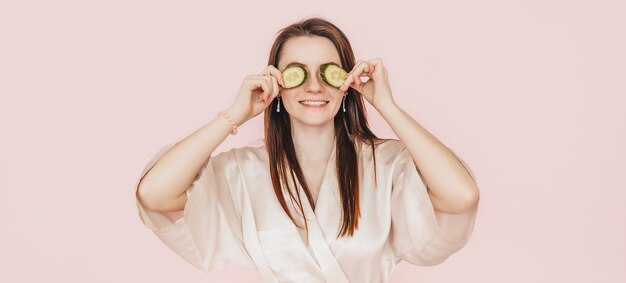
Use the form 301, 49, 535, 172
263, 17, 381, 239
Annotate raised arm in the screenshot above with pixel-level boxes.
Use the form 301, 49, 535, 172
136, 111, 239, 212
136, 65, 283, 213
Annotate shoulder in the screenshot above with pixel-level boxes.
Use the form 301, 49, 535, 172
355, 138, 409, 170
378, 138, 407, 152
234, 139, 268, 162
210, 139, 267, 174
232, 143, 267, 163
358, 138, 407, 156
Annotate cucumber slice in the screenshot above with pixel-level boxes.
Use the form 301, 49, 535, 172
320, 63, 347, 88
282, 66, 308, 88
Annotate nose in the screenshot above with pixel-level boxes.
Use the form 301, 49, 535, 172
304, 72, 324, 93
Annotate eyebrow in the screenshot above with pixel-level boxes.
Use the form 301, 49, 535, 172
282, 61, 342, 71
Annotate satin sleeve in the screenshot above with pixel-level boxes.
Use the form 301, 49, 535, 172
389, 147, 479, 266
134, 143, 256, 272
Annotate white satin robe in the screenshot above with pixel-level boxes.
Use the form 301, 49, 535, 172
134, 138, 479, 283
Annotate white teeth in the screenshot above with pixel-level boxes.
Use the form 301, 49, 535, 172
300, 101, 329, 106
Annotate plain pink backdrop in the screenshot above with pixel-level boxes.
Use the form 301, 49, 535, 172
1, 0, 624, 282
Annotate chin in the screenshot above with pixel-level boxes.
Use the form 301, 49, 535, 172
289, 115, 335, 127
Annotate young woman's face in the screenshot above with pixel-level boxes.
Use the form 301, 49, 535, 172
277, 36, 345, 128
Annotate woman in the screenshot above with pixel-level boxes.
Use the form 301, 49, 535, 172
135, 17, 480, 283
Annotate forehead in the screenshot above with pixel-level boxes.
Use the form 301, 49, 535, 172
278, 36, 342, 70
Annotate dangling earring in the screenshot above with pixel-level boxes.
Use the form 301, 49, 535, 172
342, 93, 347, 112
277, 96, 281, 113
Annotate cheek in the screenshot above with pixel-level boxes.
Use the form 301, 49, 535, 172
280, 89, 293, 99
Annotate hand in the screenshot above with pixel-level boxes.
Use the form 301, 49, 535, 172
339, 58, 396, 111
227, 65, 284, 125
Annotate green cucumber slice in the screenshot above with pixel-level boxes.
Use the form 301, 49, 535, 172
320, 63, 347, 88
282, 66, 308, 88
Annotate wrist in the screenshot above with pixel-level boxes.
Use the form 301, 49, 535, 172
218, 111, 238, 135
224, 107, 247, 126
375, 99, 398, 113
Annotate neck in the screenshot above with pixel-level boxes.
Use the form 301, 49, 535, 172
290, 120, 336, 164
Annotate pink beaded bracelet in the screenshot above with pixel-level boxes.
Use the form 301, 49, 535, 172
218, 111, 238, 135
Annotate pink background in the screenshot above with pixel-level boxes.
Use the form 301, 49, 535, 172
1, 0, 624, 282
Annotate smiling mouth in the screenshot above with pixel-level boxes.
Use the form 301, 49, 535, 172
299, 100, 330, 106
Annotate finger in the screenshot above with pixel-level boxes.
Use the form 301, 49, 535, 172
353, 68, 361, 87
369, 58, 383, 65
271, 66, 285, 88
352, 61, 362, 87
269, 76, 279, 101
357, 60, 370, 74
262, 75, 274, 102
367, 62, 376, 78
353, 61, 369, 87
367, 61, 377, 81
358, 61, 371, 79
254, 78, 271, 102
260, 65, 285, 88
368, 58, 384, 77
341, 72, 354, 91
359, 62, 372, 84
363, 61, 373, 77
252, 76, 268, 102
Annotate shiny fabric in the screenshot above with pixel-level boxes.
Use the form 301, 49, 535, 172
134, 138, 479, 283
